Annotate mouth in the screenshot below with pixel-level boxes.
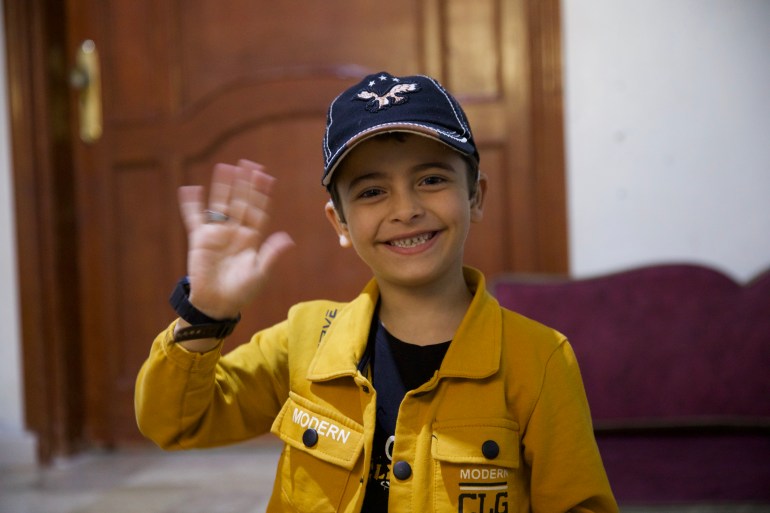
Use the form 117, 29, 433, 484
387, 232, 436, 249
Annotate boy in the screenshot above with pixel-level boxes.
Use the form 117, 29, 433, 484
135, 71, 618, 512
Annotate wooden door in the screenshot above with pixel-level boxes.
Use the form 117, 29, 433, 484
9, 0, 567, 455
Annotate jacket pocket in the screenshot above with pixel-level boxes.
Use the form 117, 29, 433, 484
271, 392, 365, 512
431, 418, 520, 513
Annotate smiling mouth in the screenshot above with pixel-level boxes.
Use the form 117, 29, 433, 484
388, 232, 436, 249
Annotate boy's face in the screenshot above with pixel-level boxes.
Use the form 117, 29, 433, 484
325, 133, 485, 290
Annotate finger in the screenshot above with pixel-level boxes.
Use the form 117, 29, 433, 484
238, 159, 277, 197
178, 185, 205, 233
230, 164, 272, 226
253, 167, 277, 196
257, 231, 295, 275
237, 159, 265, 174
242, 167, 278, 232
228, 166, 253, 225
208, 163, 238, 215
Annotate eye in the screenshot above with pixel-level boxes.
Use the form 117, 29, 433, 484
420, 174, 449, 187
357, 187, 385, 199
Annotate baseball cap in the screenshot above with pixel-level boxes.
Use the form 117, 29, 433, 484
322, 71, 479, 187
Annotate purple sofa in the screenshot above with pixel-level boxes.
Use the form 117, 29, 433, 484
491, 264, 770, 505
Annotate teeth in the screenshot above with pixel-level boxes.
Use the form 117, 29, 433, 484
389, 233, 432, 248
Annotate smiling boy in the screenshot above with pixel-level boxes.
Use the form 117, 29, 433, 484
135, 71, 618, 512
325, 132, 482, 346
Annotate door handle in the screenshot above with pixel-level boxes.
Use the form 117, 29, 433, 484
70, 39, 103, 144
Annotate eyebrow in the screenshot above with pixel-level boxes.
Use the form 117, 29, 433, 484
345, 171, 388, 193
344, 161, 460, 193
412, 161, 459, 174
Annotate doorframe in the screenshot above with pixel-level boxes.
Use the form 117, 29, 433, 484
4, 0, 85, 462
5, 0, 568, 462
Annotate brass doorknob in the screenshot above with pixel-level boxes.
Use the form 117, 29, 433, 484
70, 39, 103, 143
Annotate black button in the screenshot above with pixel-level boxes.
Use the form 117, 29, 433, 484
302, 428, 318, 447
362, 385, 370, 393
392, 460, 412, 480
481, 440, 500, 459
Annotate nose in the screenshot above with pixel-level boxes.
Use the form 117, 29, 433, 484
389, 187, 424, 223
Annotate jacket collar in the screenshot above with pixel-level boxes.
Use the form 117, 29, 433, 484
306, 267, 502, 382
437, 267, 502, 380
305, 281, 379, 381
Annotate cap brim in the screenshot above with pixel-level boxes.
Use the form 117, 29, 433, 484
322, 123, 476, 187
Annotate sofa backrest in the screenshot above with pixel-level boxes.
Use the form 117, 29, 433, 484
491, 264, 770, 427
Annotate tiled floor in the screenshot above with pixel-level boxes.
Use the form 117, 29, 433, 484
0, 438, 281, 513
2, 437, 769, 513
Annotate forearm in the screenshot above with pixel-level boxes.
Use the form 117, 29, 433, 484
135, 319, 289, 450
135, 322, 225, 449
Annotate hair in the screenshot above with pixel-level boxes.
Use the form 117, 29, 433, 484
326, 132, 479, 224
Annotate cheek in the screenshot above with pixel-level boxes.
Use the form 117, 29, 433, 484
439, 195, 474, 225
340, 205, 377, 237
339, 217, 367, 249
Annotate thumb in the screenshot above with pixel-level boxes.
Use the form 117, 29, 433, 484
257, 232, 295, 274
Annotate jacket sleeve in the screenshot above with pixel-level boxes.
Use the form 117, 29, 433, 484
134, 319, 290, 450
523, 340, 619, 513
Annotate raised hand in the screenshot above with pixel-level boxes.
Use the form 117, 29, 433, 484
177, 160, 294, 321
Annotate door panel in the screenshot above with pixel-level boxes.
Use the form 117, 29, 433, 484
178, 1, 424, 107
59, 0, 567, 445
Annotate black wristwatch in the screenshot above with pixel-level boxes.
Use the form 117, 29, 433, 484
169, 276, 240, 342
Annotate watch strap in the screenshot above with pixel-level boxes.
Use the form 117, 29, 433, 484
174, 322, 238, 342
169, 276, 240, 341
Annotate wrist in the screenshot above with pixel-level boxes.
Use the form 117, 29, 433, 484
187, 292, 239, 321
169, 276, 240, 341
173, 319, 222, 353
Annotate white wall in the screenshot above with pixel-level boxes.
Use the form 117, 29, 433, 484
0, 5, 37, 467
563, 0, 770, 283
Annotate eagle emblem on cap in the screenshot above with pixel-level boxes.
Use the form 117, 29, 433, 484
356, 82, 421, 112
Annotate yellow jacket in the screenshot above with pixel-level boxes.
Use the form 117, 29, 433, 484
135, 268, 618, 512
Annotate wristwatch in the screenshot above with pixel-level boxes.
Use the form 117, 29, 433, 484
169, 276, 240, 342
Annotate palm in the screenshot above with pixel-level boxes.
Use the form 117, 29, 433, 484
178, 160, 294, 320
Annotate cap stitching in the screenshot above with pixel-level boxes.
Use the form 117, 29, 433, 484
323, 92, 345, 161
325, 121, 471, 169
423, 75, 471, 139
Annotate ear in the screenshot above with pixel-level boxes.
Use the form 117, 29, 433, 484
324, 200, 352, 248
470, 172, 488, 223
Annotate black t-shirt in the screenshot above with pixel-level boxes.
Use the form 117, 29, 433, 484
361, 319, 450, 512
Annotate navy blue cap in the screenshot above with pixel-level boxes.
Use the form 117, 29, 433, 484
322, 71, 479, 187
